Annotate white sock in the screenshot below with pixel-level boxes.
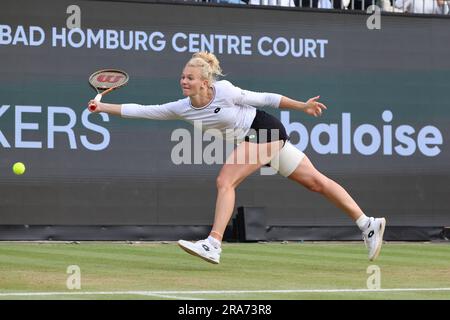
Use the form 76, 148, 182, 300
356, 214, 371, 231
207, 236, 221, 249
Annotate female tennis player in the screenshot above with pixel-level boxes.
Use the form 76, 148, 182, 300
88, 52, 386, 264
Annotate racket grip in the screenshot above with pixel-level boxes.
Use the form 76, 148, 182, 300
89, 94, 103, 112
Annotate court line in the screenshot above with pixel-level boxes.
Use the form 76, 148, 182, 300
0, 291, 203, 300
1, 287, 450, 299
135, 292, 204, 300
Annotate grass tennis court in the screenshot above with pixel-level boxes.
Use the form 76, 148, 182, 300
0, 241, 449, 300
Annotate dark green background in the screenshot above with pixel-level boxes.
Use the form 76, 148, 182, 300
0, 0, 449, 227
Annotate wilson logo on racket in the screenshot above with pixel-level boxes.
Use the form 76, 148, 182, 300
88, 69, 129, 112
96, 75, 125, 84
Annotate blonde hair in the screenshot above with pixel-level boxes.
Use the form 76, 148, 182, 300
186, 51, 224, 85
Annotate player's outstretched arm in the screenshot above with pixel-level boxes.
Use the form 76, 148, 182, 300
279, 96, 327, 117
88, 100, 122, 116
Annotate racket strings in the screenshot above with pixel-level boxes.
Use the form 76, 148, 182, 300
89, 70, 129, 90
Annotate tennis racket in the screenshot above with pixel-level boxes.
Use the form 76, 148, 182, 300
88, 69, 129, 111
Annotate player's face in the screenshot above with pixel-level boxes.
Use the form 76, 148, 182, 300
180, 66, 207, 97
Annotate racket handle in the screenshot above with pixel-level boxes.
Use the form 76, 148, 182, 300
89, 94, 103, 112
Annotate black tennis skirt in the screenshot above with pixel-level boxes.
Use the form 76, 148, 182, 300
244, 110, 289, 144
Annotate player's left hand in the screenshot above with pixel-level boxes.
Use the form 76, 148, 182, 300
304, 96, 327, 117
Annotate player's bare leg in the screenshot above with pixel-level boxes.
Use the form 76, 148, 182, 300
211, 140, 283, 241
178, 140, 283, 264
287, 156, 364, 220
288, 155, 386, 261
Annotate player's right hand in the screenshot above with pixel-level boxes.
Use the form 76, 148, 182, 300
88, 100, 99, 112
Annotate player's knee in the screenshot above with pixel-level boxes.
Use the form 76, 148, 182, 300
304, 177, 327, 194
216, 174, 235, 191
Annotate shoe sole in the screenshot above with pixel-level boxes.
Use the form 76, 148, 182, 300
178, 241, 219, 265
369, 218, 386, 261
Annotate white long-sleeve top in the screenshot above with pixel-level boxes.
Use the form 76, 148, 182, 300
121, 80, 282, 141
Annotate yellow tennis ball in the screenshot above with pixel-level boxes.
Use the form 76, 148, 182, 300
13, 162, 26, 175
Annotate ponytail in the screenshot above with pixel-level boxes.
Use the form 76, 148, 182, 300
187, 51, 224, 85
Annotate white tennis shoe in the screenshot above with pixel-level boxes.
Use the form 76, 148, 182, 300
363, 217, 386, 261
178, 239, 221, 264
